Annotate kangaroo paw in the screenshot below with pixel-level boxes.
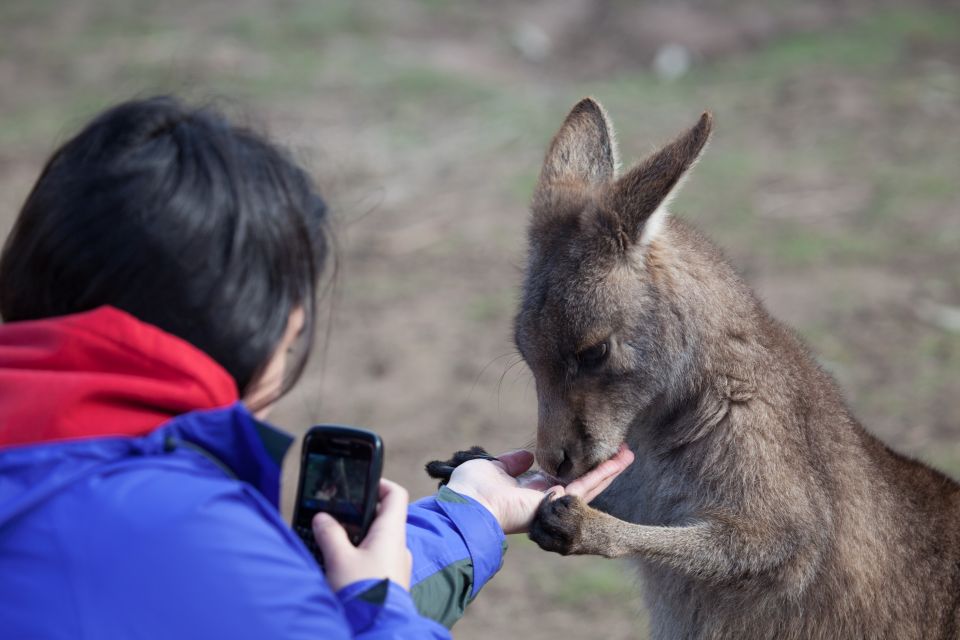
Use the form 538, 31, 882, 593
529, 493, 587, 555
425, 446, 497, 485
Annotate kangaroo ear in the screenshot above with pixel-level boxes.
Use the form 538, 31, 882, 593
610, 112, 712, 246
535, 98, 618, 195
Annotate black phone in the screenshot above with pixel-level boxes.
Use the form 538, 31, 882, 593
292, 425, 384, 564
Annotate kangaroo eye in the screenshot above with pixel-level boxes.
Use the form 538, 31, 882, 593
576, 341, 609, 370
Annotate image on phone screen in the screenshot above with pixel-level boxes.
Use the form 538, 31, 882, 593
300, 453, 370, 525
293, 426, 383, 562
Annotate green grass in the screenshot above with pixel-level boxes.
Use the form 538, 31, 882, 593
539, 558, 639, 607
511, 534, 639, 609
0, 93, 114, 148
466, 290, 515, 325
224, 0, 377, 45
508, 169, 539, 205
763, 226, 894, 267
0, 0, 64, 25
719, 8, 960, 82
921, 449, 960, 482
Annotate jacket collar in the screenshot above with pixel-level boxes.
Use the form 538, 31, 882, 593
0, 402, 294, 524
157, 402, 294, 507
0, 305, 239, 447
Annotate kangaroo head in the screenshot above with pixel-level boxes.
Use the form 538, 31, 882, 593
516, 98, 712, 481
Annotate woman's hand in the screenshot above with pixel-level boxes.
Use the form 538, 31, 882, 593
312, 479, 413, 592
446, 445, 634, 535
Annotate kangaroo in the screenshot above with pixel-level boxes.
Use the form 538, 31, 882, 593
507, 99, 960, 639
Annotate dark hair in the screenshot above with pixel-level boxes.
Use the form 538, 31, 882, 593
0, 96, 330, 401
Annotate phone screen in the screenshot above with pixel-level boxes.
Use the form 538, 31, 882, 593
299, 451, 371, 526
293, 426, 383, 560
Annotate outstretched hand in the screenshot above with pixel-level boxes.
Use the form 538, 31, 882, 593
446, 445, 634, 535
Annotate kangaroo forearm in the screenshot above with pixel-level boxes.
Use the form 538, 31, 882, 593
581, 507, 809, 585
581, 511, 732, 574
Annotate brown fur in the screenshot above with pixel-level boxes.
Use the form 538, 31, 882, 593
517, 98, 960, 639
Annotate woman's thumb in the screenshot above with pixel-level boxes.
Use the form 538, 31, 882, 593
312, 513, 352, 558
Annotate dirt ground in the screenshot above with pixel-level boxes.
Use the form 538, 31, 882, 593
2, 1, 959, 637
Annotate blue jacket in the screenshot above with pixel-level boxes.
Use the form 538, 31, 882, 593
0, 308, 506, 638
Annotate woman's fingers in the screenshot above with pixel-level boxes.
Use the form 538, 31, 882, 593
313, 512, 353, 560
319, 479, 413, 591
365, 478, 409, 540
579, 469, 622, 503
563, 445, 634, 499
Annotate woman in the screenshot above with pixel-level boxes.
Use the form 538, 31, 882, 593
0, 96, 633, 638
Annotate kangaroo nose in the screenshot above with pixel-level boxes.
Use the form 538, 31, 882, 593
557, 449, 573, 480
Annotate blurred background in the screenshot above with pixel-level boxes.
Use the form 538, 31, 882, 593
2, 0, 958, 637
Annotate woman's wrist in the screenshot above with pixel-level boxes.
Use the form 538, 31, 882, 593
444, 481, 501, 528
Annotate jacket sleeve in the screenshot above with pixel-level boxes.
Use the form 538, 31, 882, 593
84, 473, 450, 639
335, 578, 450, 639
406, 486, 508, 628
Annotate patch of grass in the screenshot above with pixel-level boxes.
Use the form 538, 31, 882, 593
415, 0, 455, 12
384, 67, 494, 102
466, 290, 514, 324
920, 448, 960, 482
926, 334, 960, 388
507, 169, 538, 205
719, 8, 960, 83
870, 165, 958, 224
799, 325, 856, 367
223, 0, 377, 47
0, 0, 68, 26
345, 273, 427, 304
350, 58, 500, 107
0, 93, 114, 148
860, 386, 910, 421
757, 224, 894, 268
75, 12, 168, 42
674, 148, 758, 229
587, 73, 702, 124
532, 556, 638, 607
222, 52, 324, 99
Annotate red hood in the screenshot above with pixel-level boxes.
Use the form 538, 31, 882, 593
0, 306, 239, 448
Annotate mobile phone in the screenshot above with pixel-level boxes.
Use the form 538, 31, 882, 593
292, 425, 383, 564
